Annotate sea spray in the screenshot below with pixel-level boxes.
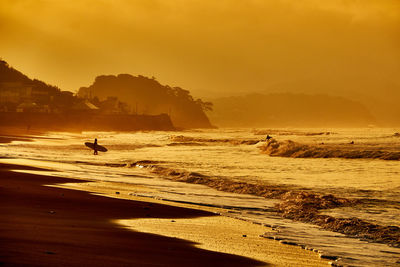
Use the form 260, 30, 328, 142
260, 139, 400, 160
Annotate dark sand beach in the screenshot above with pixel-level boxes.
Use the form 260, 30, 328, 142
0, 163, 265, 266
0, 126, 42, 144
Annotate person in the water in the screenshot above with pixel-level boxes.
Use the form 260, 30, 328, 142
94, 138, 98, 155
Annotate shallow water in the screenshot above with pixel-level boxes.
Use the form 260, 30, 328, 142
1, 128, 400, 266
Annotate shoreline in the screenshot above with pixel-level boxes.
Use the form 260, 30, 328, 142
0, 163, 263, 266
0, 162, 330, 266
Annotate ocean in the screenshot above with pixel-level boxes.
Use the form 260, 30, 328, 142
1, 128, 399, 266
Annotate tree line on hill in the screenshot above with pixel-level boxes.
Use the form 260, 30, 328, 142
77, 74, 214, 128
0, 59, 213, 128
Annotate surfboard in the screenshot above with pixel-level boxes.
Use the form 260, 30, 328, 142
85, 142, 108, 152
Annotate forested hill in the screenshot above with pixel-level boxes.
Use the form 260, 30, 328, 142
0, 59, 60, 95
78, 74, 214, 128
207, 93, 376, 128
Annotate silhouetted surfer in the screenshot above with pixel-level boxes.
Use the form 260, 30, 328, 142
94, 138, 98, 155
266, 135, 272, 141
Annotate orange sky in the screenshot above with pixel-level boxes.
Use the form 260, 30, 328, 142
0, 0, 399, 100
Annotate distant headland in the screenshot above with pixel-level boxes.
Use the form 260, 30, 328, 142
0, 59, 214, 131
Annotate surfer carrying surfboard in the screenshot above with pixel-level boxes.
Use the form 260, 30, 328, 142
85, 140, 107, 154
94, 138, 98, 155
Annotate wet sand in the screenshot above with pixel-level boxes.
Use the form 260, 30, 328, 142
0, 163, 330, 266
59, 180, 330, 266
0, 126, 43, 143
0, 163, 266, 266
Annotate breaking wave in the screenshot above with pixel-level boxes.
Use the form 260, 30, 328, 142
105, 144, 162, 150
167, 142, 207, 146
259, 139, 400, 160
127, 161, 400, 248
169, 135, 260, 145
252, 129, 335, 136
